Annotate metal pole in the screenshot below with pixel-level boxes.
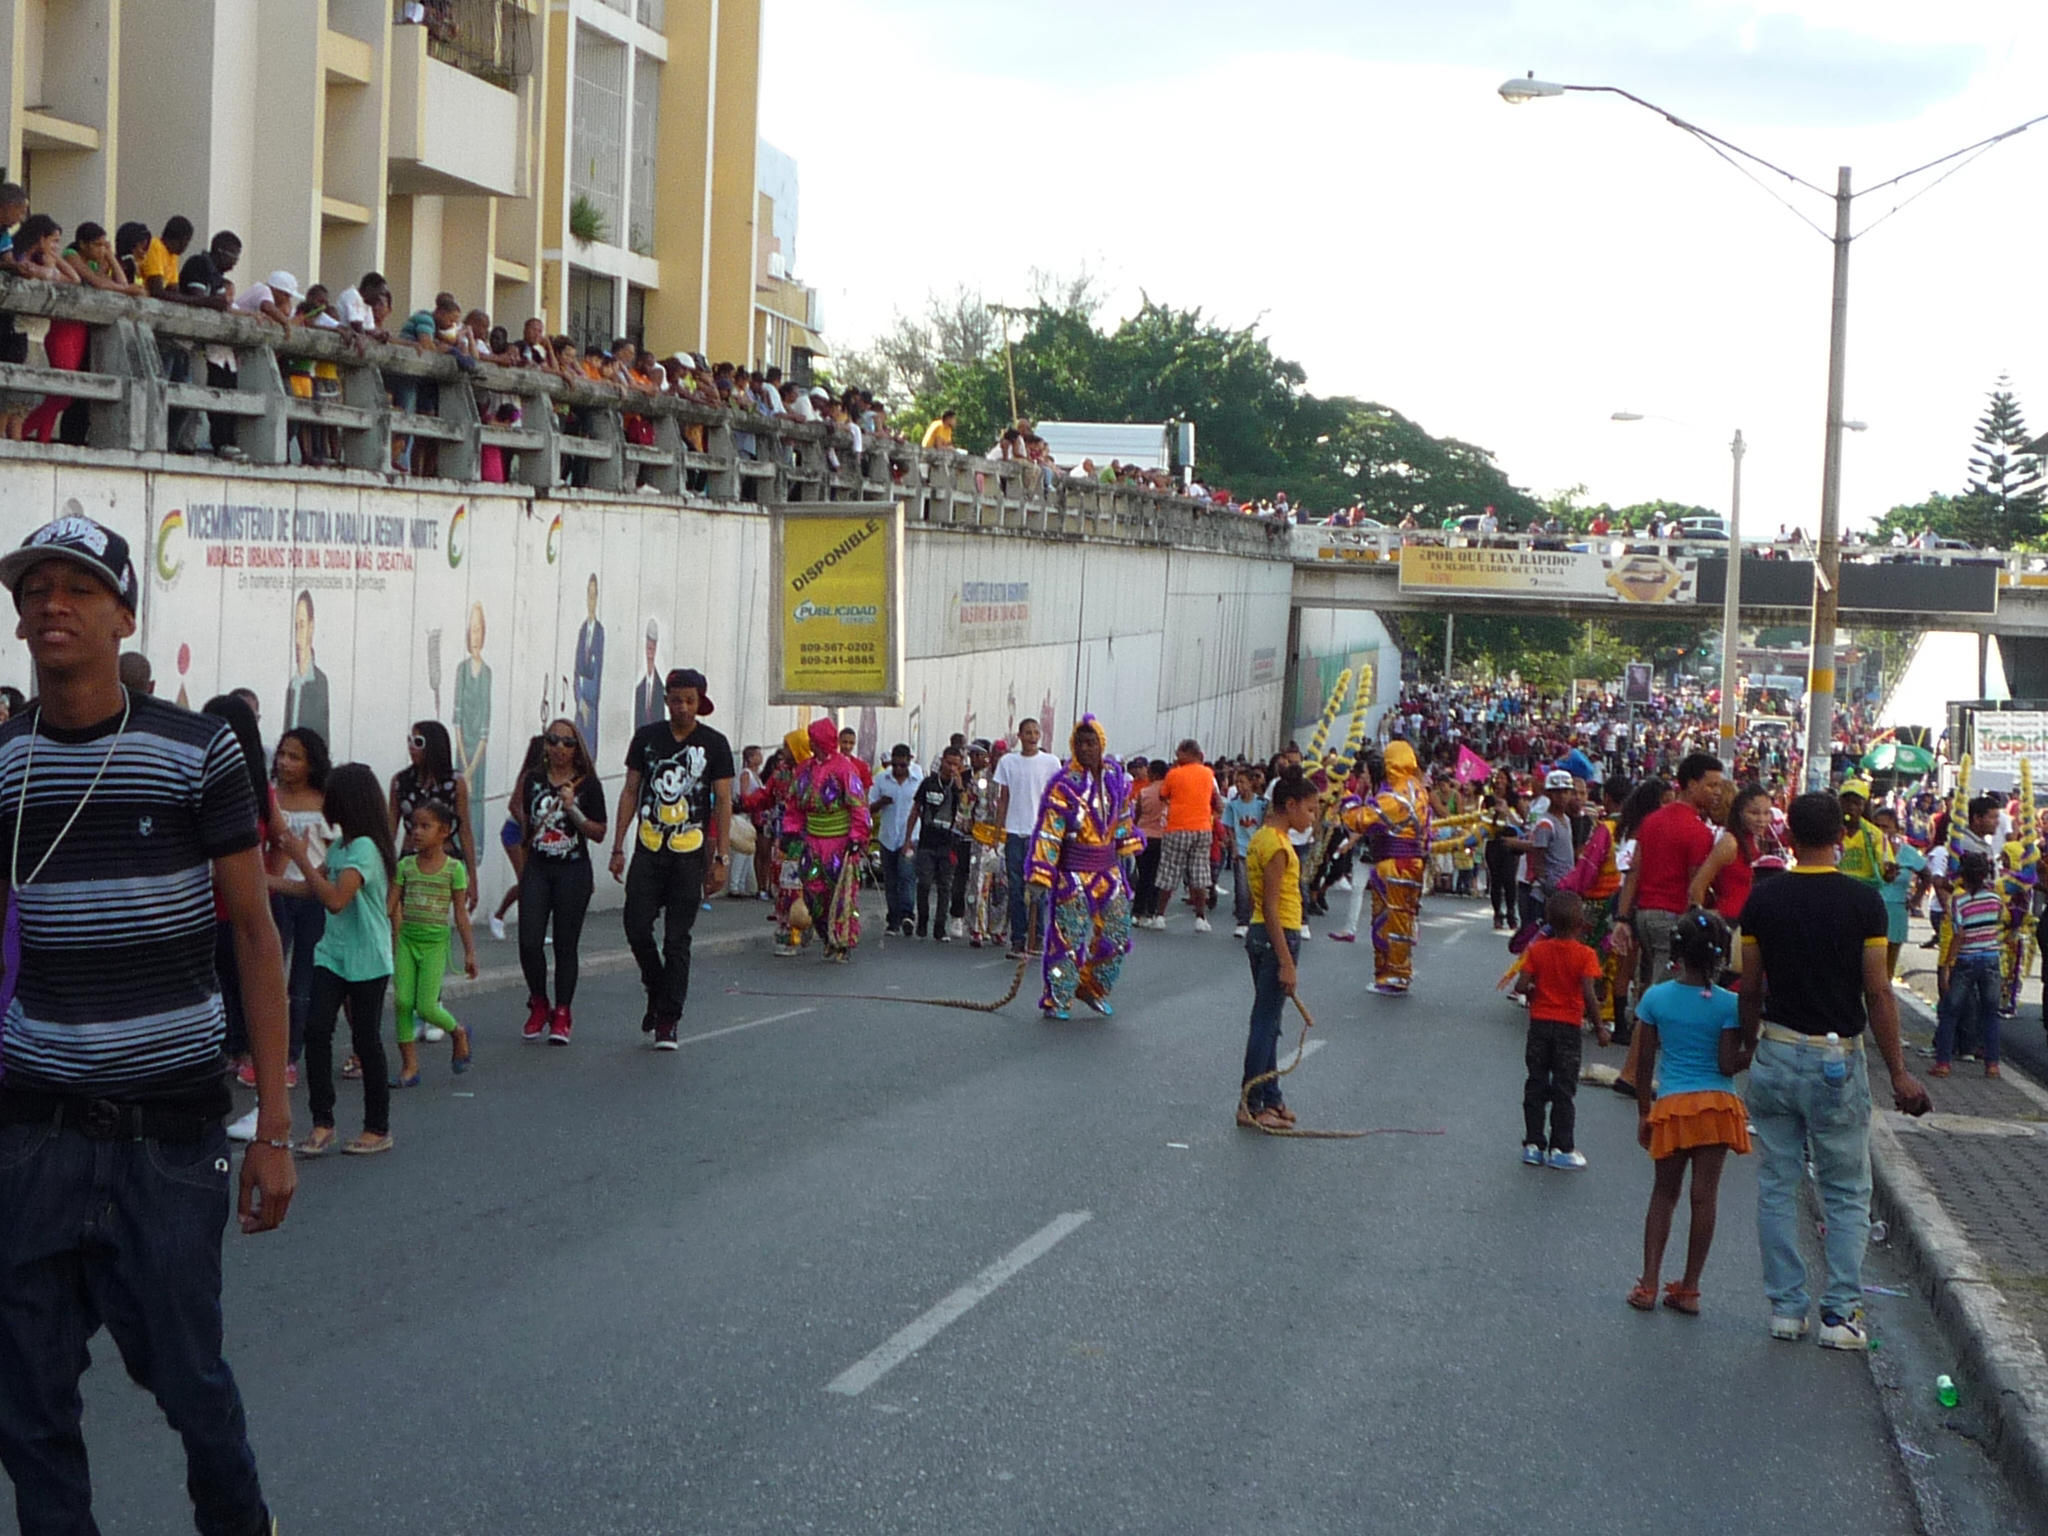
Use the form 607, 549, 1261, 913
1444, 611, 1455, 679
1719, 428, 1745, 749
1803, 166, 1853, 792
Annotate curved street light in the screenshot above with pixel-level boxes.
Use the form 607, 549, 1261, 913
1503, 77, 2046, 788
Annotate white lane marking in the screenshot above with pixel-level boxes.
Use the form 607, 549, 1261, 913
1442, 926, 1466, 946
678, 1007, 816, 1046
826, 1212, 1094, 1397
1297, 1038, 1326, 1061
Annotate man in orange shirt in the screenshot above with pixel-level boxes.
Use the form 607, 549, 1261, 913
1155, 739, 1223, 933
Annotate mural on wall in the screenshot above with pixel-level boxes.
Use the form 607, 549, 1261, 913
572, 573, 604, 757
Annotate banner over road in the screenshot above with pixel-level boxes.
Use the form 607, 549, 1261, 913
1398, 544, 1697, 605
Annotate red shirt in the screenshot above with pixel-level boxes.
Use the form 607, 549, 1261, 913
1632, 801, 1716, 914
1711, 832, 1757, 923
1523, 936, 1601, 1024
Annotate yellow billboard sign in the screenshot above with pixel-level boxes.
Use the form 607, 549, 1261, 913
1397, 544, 1695, 604
768, 503, 905, 706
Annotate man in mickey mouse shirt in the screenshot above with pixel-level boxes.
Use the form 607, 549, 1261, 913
611, 668, 734, 1048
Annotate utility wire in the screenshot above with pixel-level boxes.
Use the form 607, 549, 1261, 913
1854, 109, 2048, 200
1852, 137, 2009, 241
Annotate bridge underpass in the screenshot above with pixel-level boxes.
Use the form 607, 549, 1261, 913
1286, 531, 2048, 699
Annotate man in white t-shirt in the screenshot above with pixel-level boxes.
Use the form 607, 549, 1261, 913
991, 716, 1063, 957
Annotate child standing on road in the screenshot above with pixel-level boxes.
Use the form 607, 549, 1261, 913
1628, 910, 1751, 1315
279, 762, 399, 1157
390, 800, 478, 1085
1513, 890, 1603, 1169
1238, 774, 1318, 1130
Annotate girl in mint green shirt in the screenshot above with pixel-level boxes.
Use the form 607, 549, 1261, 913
278, 764, 399, 1156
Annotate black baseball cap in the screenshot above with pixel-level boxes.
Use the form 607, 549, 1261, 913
663, 666, 715, 714
0, 515, 139, 612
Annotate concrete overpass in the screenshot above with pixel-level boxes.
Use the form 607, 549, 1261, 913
1288, 526, 2048, 695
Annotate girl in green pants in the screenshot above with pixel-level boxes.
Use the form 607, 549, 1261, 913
390, 800, 479, 1085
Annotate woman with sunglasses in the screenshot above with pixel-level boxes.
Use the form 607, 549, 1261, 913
514, 717, 608, 1043
390, 719, 476, 909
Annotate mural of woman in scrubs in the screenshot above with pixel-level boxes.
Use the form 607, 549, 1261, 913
455, 601, 492, 804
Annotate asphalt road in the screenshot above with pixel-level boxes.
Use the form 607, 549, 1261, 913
58, 892, 2030, 1534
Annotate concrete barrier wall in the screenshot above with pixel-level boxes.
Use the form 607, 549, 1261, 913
0, 462, 1382, 911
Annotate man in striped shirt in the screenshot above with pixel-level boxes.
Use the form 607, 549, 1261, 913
1934, 850, 2006, 1078
0, 515, 292, 1536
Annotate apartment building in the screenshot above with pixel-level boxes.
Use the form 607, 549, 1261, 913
0, 0, 765, 362
753, 136, 825, 381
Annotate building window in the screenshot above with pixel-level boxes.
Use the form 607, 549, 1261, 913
567, 267, 616, 355
628, 54, 661, 256
570, 27, 628, 247
791, 348, 816, 389
625, 286, 647, 356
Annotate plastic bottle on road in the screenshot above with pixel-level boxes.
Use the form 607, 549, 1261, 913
1937, 1374, 1959, 1408
1823, 1032, 1847, 1086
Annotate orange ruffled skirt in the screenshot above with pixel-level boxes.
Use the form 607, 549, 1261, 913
1646, 1089, 1752, 1161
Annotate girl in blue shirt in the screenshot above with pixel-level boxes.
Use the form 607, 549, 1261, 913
1627, 910, 1752, 1317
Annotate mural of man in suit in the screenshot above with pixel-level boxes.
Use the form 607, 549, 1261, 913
573, 573, 604, 756
285, 587, 329, 743
634, 617, 664, 729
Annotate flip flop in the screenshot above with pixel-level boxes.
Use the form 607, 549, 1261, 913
387, 1073, 421, 1090
294, 1130, 337, 1159
341, 1133, 394, 1156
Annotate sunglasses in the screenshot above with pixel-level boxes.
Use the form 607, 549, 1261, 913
409, 733, 427, 750
545, 733, 577, 747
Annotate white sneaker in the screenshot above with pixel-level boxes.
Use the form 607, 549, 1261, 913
423, 1025, 447, 1044
1521, 1143, 1544, 1166
1818, 1310, 1868, 1351
1232, 925, 1248, 938
1298, 925, 1312, 939
1194, 917, 1213, 934
1769, 1314, 1811, 1343
489, 914, 506, 941
1546, 1148, 1588, 1170
226, 1106, 260, 1143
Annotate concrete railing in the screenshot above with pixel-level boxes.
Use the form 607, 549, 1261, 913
0, 279, 1285, 558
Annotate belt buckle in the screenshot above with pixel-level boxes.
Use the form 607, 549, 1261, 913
79, 1099, 125, 1139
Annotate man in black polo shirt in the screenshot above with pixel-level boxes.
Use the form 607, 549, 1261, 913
0, 516, 293, 1535
612, 667, 734, 1049
1739, 791, 1931, 1352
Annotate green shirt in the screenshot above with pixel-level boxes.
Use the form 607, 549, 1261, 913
313, 836, 394, 981
395, 852, 467, 928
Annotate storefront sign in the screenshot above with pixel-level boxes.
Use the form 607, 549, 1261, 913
1972, 710, 2048, 779
768, 502, 904, 706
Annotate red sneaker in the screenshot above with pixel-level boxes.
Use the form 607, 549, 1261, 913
548, 1005, 573, 1046
234, 1059, 257, 1089
522, 996, 549, 1042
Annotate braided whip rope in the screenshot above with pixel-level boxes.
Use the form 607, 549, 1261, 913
727, 953, 1031, 1013
1238, 989, 1447, 1141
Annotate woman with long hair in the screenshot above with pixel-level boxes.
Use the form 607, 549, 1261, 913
1688, 783, 1779, 931
389, 719, 476, 932
276, 763, 399, 1156
259, 726, 332, 1096
513, 718, 608, 1043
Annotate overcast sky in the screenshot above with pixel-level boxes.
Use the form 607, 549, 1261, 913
759, 1, 2048, 534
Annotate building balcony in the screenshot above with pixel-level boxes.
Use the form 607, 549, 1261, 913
387, 22, 525, 199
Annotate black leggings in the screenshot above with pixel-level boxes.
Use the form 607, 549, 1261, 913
1486, 841, 1519, 922
520, 855, 595, 1006
306, 967, 390, 1135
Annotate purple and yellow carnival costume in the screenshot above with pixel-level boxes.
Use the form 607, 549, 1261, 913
1026, 718, 1142, 1018
1341, 739, 1432, 993
780, 718, 872, 958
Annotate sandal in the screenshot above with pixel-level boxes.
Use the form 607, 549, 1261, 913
1626, 1281, 1657, 1312
451, 1027, 472, 1075
1661, 1282, 1701, 1316
1269, 1103, 1297, 1125
1928, 1063, 1951, 1078
341, 1132, 394, 1156
340, 1056, 362, 1081
1986, 1063, 2002, 1078
295, 1128, 337, 1158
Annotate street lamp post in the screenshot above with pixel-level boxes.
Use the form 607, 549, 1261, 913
1502, 79, 2048, 789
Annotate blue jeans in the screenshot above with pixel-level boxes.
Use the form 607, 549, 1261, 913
879, 844, 915, 930
1231, 849, 1253, 928
1242, 929, 1301, 1111
1935, 953, 2001, 1065
270, 890, 323, 1063
1747, 1036, 1874, 1320
0, 1119, 270, 1536
1005, 834, 1044, 951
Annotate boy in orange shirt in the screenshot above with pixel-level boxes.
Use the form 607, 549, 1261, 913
1513, 890, 1604, 1170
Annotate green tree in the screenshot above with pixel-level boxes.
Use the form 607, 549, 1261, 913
1966, 375, 2046, 546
